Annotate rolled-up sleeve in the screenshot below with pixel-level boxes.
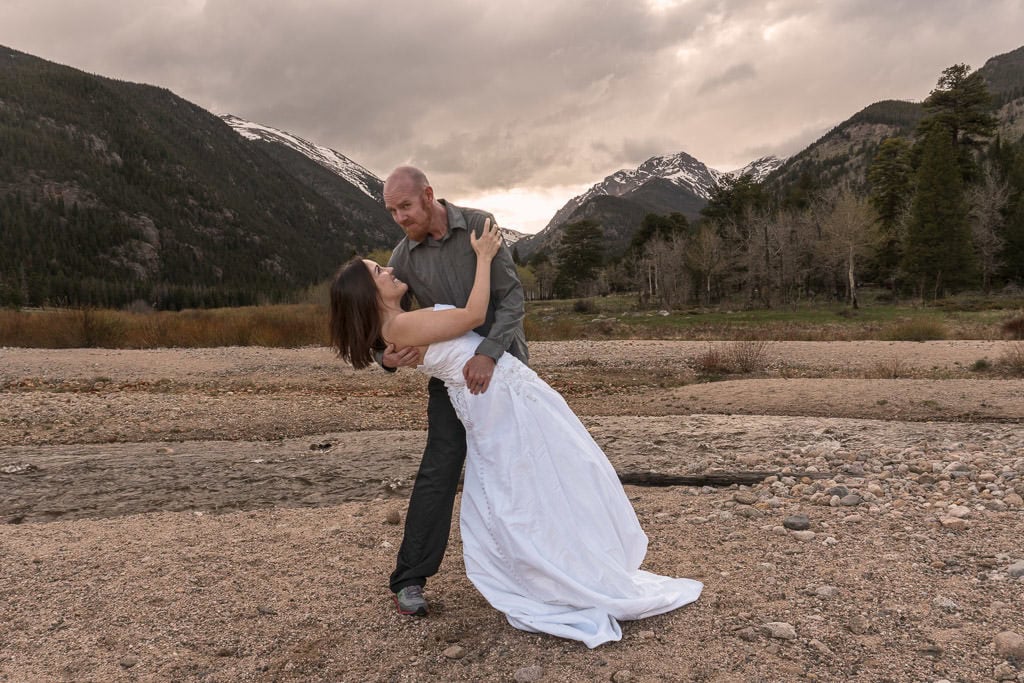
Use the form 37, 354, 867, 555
474, 235, 525, 362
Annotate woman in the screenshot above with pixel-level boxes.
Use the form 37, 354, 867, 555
329, 221, 702, 648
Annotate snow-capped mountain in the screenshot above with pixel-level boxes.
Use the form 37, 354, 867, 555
500, 228, 527, 246
221, 114, 383, 201
220, 115, 528, 245
516, 151, 785, 260
725, 155, 785, 184
541, 152, 784, 235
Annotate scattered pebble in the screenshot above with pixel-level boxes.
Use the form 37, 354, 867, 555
513, 665, 544, 682
762, 622, 797, 640
946, 505, 971, 518
783, 514, 810, 531
847, 615, 870, 635
815, 585, 838, 599
939, 517, 969, 531
443, 645, 467, 660
993, 661, 1017, 681
733, 491, 758, 505
993, 631, 1024, 661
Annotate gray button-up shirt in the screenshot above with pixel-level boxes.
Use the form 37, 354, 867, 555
388, 200, 528, 364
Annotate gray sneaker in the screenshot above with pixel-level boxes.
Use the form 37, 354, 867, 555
393, 585, 428, 616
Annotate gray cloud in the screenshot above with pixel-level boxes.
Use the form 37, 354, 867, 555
698, 62, 757, 96
2, 0, 1023, 207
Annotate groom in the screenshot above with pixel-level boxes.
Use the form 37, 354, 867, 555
378, 166, 528, 616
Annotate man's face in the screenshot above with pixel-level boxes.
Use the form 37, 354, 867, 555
383, 176, 433, 242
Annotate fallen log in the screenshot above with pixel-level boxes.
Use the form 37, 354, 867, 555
617, 470, 832, 487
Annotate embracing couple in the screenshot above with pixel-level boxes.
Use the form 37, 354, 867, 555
329, 166, 702, 648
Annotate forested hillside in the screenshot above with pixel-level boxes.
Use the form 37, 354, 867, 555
0, 46, 397, 309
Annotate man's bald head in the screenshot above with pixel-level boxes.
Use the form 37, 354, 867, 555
385, 166, 430, 193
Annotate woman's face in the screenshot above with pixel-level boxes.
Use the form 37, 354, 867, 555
363, 260, 407, 299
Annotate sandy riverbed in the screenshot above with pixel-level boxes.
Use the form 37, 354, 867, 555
1, 341, 1023, 681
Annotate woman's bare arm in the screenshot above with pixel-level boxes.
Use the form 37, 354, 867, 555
383, 219, 502, 348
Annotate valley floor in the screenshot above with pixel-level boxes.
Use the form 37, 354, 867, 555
1, 342, 1023, 681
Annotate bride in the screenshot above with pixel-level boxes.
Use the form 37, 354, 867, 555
329, 220, 702, 648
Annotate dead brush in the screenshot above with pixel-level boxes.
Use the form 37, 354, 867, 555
865, 355, 908, 379
886, 319, 947, 341
728, 339, 771, 373
693, 344, 732, 375
997, 341, 1024, 376
693, 340, 771, 375
1001, 316, 1024, 340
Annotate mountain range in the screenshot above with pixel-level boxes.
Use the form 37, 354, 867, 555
519, 45, 1024, 261
515, 153, 783, 259
1, 42, 1022, 307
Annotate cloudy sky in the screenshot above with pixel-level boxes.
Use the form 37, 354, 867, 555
3, 0, 1023, 232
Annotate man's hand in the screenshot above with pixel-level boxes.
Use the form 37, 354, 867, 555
383, 344, 420, 370
463, 354, 496, 395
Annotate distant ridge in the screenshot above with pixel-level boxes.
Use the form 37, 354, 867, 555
220, 115, 382, 200
518, 152, 784, 259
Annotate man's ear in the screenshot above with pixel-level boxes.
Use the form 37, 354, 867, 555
422, 185, 435, 204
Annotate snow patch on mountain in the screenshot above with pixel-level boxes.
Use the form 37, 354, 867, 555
725, 155, 785, 183
542, 152, 784, 234
221, 115, 381, 200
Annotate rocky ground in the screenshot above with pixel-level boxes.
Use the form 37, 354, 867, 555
1, 340, 1023, 682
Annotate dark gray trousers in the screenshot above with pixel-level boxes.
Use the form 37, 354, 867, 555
389, 376, 467, 593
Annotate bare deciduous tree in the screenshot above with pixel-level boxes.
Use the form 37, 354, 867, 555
968, 163, 1009, 293
817, 188, 875, 309
685, 223, 726, 306
643, 234, 692, 309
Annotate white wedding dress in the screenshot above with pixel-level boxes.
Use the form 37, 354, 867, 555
417, 306, 703, 647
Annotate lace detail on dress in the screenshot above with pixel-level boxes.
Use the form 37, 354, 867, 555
447, 384, 473, 431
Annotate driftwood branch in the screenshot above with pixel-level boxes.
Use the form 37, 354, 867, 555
617, 470, 831, 488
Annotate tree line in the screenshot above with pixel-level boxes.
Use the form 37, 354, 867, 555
517, 63, 1024, 307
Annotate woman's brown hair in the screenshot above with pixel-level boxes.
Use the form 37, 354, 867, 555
328, 257, 385, 369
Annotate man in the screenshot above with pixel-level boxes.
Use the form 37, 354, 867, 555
378, 166, 528, 616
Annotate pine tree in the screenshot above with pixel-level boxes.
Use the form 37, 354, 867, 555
554, 220, 604, 298
917, 64, 997, 182
867, 137, 913, 290
903, 125, 976, 298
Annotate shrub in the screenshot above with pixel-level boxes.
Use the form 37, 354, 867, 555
573, 298, 598, 314
970, 358, 992, 372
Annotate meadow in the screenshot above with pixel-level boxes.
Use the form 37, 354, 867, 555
2, 291, 1023, 348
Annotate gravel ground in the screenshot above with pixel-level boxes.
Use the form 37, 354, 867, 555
1, 341, 1023, 682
